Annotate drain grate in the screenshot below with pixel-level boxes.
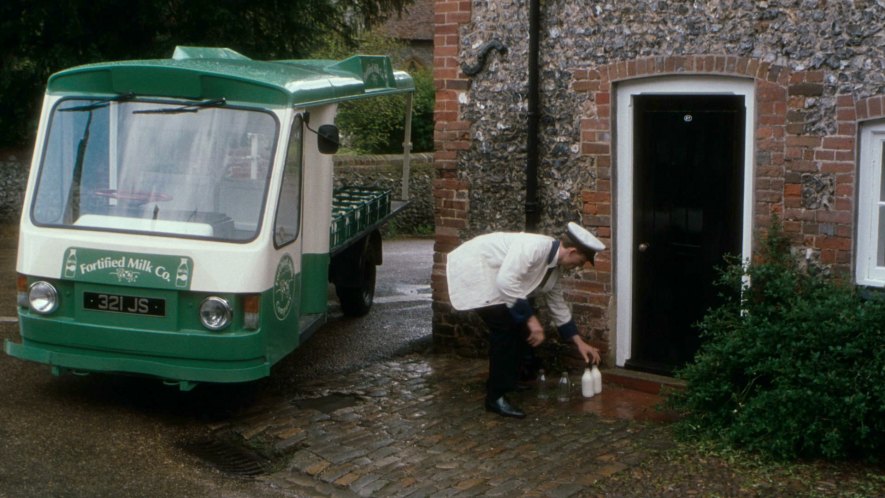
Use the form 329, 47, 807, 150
181, 437, 273, 477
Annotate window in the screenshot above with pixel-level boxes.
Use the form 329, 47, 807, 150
32, 98, 277, 242
273, 114, 304, 247
856, 120, 885, 285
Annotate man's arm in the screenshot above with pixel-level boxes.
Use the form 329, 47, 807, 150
572, 334, 601, 365
494, 237, 550, 305
494, 237, 552, 343
526, 315, 545, 346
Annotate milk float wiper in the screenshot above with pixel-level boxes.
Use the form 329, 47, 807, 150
133, 97, 226, 114
59, 92, 136, 113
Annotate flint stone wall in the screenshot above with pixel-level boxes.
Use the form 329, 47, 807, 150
334, 153, 435, 233
0, 150, 434, 233
456, 0, 884, 235
0, 152, 28, 226
432, 0, 885, 361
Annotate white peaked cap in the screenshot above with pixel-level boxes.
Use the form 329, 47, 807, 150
566, 222, 606, 257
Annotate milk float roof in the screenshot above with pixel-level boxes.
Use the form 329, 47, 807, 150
47, 46, 414, 107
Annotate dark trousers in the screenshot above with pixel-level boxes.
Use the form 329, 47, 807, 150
476, 304, 528, 402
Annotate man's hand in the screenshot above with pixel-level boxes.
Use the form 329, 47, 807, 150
572, 335, 601, 365
526, 316, 545, 347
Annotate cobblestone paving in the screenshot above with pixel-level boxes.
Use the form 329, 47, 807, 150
211, 354, 679, 497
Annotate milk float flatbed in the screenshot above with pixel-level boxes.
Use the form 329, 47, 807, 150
5, 47, 415, 390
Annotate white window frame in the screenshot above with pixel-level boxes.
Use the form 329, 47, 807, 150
856, 121, 885, 286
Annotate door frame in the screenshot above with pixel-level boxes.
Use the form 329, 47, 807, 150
614, 76, 756, 368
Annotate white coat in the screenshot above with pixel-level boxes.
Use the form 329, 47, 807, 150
445, 232, 573, 327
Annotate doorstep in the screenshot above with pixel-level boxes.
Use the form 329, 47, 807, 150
601, 367, 686, 395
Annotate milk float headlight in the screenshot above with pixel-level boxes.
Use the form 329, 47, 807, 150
28, 281, 59, 314
199, 297, 232, 331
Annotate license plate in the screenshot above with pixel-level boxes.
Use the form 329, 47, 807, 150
83, 292, 166, 316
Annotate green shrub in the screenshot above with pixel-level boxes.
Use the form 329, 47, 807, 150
315, 30, 434, 154
335, 67, 434, 154
667, 217, 885, 460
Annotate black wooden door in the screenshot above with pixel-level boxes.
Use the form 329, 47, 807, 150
628, 95, 745, 375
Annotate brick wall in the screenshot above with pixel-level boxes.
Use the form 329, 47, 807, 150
431, 0, 472, 352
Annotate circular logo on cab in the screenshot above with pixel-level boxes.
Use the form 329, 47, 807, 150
273, 255, 295, 320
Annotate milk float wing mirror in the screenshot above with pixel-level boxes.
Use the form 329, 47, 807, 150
317, 124, 340, 154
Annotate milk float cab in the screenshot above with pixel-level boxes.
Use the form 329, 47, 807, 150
5, 47, 416, 390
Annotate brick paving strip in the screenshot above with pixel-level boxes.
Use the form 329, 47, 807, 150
210, 354, 676, 497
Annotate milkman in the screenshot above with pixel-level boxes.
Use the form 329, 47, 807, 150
446, 222, 605, 418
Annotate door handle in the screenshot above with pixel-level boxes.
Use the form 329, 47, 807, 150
638, 242, 650, 252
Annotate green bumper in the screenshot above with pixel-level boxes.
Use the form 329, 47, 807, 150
5, 315, 272, 385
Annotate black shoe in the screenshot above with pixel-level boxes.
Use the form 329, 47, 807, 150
485, 396, 526, 419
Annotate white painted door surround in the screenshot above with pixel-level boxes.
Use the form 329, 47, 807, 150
613, 76, 755, 368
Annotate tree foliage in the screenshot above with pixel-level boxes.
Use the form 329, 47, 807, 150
667, 217, 885, 461
0, 0, 411, 148
320, 31, 434, 154
333, 68, 434, 154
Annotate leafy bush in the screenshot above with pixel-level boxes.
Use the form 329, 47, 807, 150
335, 67, 434, 154
316, 30, 434, 154
667, 217, 885, 460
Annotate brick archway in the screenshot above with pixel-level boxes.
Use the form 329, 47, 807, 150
574, 55, 792, 239
856, 94, 885, 122
573, 55, 856, 269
